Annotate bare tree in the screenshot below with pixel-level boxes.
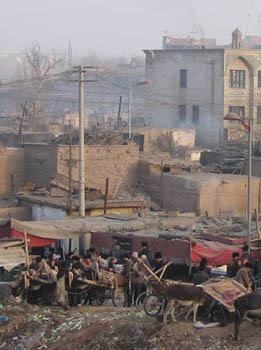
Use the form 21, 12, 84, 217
19, 41, 65, 130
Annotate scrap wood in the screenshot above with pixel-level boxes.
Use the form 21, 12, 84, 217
80, 278, 110, 288
255, 209, 261, 239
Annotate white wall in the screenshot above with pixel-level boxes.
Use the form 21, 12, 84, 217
32, 205, 80, 254
32, 205, 66, 221
144, 49, 225, 147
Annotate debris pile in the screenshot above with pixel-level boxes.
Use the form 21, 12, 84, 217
51, 131, 126, 146
200, 148, 246, 175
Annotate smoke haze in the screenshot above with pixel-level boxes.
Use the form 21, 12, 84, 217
0, 0, 260, 55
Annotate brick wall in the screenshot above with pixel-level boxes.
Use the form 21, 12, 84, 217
0, 148, 26, 195
57, 143, 139, 197
25, 145, 58, 187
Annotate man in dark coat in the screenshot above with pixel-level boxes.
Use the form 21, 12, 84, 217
138, 241, 152, 264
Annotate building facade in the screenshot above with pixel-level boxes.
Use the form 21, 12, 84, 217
144, 30, 261, 147
25, 143, 139, 198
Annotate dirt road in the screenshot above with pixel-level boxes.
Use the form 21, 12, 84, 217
0, 299, 261, 350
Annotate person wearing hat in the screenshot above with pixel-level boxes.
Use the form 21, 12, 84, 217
152, 252, 165, 277
227, 252, 241, 277
236, 262, 255, 291
138, 241, 152, 264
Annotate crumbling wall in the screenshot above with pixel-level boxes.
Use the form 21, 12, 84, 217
132, 128, 195, 152
57, 143, 139, 197
139, 172, 200, 213
0, 148, 26, 195
199, 175, 260, 217
25, 145, 58, 188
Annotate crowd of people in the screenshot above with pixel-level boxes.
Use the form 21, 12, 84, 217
27, 241, 158, 307
25, 241, 261, 308
227, 245, 261, 291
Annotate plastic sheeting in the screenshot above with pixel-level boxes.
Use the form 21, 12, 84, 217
11, 229, 56, 247
191, 240, 243, 265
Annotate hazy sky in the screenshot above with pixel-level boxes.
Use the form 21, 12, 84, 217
1, 0, 260, 56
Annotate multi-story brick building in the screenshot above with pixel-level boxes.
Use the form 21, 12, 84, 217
143, 29, 261, 147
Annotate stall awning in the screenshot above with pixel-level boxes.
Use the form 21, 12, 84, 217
11, 218, 84, 239
191, 239, 242, 265
0, 239, 26, 270
11, 218, 85, 247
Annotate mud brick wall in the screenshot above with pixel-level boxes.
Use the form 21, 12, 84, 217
0, 148, 26, 195
57, 143, 139, 197
25, 145, 58, 188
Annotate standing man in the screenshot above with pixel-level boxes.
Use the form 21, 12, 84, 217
236, 262, 255, 291
138, 241, 152, 264
227, 252, 241, 277
152, 252, 165, 277
111, 242, 125, 264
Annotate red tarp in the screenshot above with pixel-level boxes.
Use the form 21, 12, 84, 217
11, 229, 56, 247
191, 240, 243, 265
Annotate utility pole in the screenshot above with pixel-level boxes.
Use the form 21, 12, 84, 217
79, 66, 85, 217
68, 120, 73, 216
104, 178, 109, 214
117, 96, 122, 129
19, 101, 28, 144
247, 117, 252, 254
69, 66, 97, 217
128, 85, 132, 139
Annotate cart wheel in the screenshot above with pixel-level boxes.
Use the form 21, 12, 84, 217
112, 288, 126, 307
92, 288, 106, 306
135, 291, 147, 312
144, 293, 166, 317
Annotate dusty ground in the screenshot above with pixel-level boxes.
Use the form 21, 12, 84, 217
0, 298, 261, 350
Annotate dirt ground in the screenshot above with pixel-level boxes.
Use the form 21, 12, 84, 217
1, 298, 261, 350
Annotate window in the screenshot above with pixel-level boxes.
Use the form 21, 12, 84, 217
192, 105, 199, 124
258, 71, 261, 88
179, 69, 187, 88
229, 70, 245, 88
179, 105, 186, 122
257, 106, 261, 124
35, 159, 44, 166
228, 106, 245, 123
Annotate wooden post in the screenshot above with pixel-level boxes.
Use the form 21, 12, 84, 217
255, 209, 261, 239
160, 160, 164, 209
159, 261, 172, 281
24, 230, 30, 272
137, 257, 161, 283
104, 178, 109, 214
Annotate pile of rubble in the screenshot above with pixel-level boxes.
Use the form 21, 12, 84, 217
0, 297, 260, 350
51, 131, 125, 146
200, 148, 246, 175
